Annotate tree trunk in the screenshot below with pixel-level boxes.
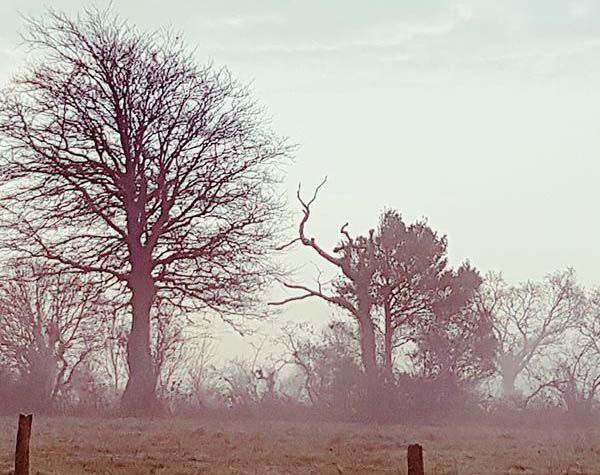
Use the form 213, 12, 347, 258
383, 295, 393, 381
357, 293, 377, 379
500, 364, 519, 399
501, 375, 516, 398
359, 316, 377, 377
121, 267, 158, 415
356, 292, 380, 418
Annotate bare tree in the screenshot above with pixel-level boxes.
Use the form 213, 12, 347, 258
479, 269, 584, 398
272, 179, 380, 384
0, 9, 290, 413
283, 320, 363, 412
0, 260, 111, 410
527, 343, 600, 418
219, 341, 288, 411
102, 310, 129, 400
152, 298, 187, 398
528, 287, 600, 417
184, 334, 217, 408
151, 297, 216, 403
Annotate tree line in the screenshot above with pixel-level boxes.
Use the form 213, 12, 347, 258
0, 8, 597, 422
270, 187, 596, 422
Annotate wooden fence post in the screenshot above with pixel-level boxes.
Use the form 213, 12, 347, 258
15, 413, 33, 475
407, 443, 424, 475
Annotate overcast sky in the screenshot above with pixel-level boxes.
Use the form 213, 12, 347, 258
1, 1, 600, 346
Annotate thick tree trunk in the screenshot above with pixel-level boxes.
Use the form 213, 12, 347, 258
383, 296, 393, 381
121, 268, 158, 415
356, 290, 377, 378
501, 374, 517, 398
500, 359, 519, 399
356, 291, 381, 418
359, 316, 377, 377
358, 314, 381, 419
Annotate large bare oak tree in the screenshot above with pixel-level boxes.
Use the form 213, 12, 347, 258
0, 9, 290, 413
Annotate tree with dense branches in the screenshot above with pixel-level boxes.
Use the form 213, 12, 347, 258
373, 210, 449, 379
0, 9, 290, 413
0, 260, 112, 410
412, 264, 496, 384
478, 269, 584, 398
273, 183, 493, 415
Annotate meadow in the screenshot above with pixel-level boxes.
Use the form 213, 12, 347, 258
0, 414, 598, 474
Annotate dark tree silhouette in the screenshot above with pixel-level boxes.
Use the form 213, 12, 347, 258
0, 9, 290, 413
273, 183, 490, 416
272, 179, 380, 385
412, 264, 496, 384
373, 210, 448, 379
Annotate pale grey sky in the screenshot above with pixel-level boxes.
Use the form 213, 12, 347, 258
1, 1, 600, 347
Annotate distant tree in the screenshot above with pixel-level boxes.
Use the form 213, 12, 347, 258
0, 9, 290, 413
479, 270, 584, 398
411, 264, 496, 384
283, 320, 362, 410
528, 287, 600, 417
182, 333, 217, 409
98, 310, 129, 401
0, 261, 111, 410
151, 297, 214, 402
151, 298, 188, 399
528, 345, 600, 418
218, 341, 288, 411
89, 295, 215, 407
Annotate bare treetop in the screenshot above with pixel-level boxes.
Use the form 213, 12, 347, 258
0, 8, 290, 312
479, 269, 585, 398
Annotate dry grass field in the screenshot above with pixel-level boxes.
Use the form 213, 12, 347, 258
1, 414, 599, 474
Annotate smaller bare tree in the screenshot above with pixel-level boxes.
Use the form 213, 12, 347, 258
0, 261, 112, 410
528, 287, 600, 418
91, 297, 217, 408
527, 342, 600, 419
219, 341, 289, 411
152, 298, 217, 405
479, 269, 585, 398
282, 320, 361, 408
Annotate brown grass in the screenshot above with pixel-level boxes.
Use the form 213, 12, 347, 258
0, 415, 599, 474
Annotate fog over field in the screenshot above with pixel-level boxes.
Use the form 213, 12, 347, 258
0, 1, 599, 474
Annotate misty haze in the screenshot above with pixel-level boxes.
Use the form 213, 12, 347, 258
0, 2, 600, 474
